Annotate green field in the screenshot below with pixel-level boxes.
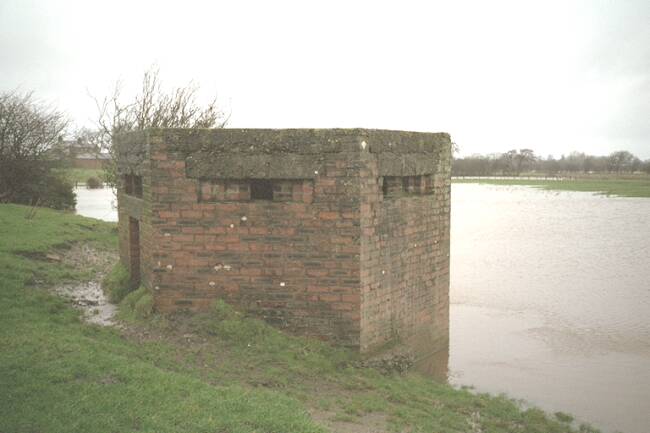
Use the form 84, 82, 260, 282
0, 204, 601, 433
55, 168, 106, 184
453, 177, 650, 198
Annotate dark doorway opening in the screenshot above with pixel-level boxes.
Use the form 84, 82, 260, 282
128, 217, 141, 286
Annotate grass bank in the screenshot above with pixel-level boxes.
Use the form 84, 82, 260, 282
0, 204, 601, 433
452, 177, 650, 198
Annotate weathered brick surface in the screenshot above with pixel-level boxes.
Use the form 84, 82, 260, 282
116, 128, 450, 351
359, 132, 451, 353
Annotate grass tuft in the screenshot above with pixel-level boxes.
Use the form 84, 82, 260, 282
204, 299, 271, 343
118, 286, 154, 320
134, 293, 154, 319
555, 411, 575, 423
101, 262, 133, 303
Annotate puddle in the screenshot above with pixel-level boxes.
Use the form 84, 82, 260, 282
54, 280, 118, 326
51, 243, 118, 327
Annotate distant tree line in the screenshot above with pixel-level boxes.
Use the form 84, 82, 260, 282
453, 149, 650, 177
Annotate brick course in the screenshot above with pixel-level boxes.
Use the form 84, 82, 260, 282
116, 128, 450, 352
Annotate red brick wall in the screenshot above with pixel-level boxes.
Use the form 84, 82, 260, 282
116, 129, 451, 352
145, 130, 363, 346
359, 133, 451, 353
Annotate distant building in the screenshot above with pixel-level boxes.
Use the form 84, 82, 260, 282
115, 128, 451, 353
50, 137, 110, 169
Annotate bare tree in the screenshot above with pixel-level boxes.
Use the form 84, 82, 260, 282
499, 149, 537, 175
93, 67, 228, 187
642, 159, 650, 175
72, 127, 103, 154
607, 150, 637, 173
0, 90, 74, 208
0, 90, 68, 160
515, 149, 537, 175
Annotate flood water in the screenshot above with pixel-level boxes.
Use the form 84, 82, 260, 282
74, 184, 650, 433
74, 186, 117, 222
450, 184, 650, 433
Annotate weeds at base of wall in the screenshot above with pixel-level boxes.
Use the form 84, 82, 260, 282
100, 262, 133, 303
204, 300, 272, 343
119, 286, 154, 320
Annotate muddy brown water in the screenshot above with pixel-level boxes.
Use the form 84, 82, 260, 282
446, 184, 650, 433
75, 184, 650, 433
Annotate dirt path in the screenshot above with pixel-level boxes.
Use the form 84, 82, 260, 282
52, 243, 118, 326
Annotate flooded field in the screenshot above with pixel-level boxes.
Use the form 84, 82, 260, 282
450, 184, 650, 433
74, 186, 117, 222
75, 184, 650, 433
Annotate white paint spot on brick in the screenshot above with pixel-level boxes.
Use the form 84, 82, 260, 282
240, 216, 247, 222
166, 264, 173, 270
223, 265, 232, 271
360, 140, 367, 150
381, 270, 386, 275
280, 282, 286, 287
314, 170, 318, 175
209, 281, 216, 287
229, 224, 235, 228
154, 286, 160, 291
164, 233, 171, 237
157, 261, 161, 267
214, 264, 223, 271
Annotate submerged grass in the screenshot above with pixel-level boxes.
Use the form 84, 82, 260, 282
453, 177, 650, 197
0, 203, 602, 433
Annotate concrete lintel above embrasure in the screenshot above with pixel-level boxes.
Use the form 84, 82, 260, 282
360, 130, 451, 154
377, 153, 439, 177
185, 153, 328, 180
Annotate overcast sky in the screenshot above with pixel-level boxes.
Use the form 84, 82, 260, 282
1, 0, 648, 158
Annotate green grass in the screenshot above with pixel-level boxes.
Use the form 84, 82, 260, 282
55, 168, 106, 184
0, 203, 602, 433
101, 262, 133, 303
453, 177, 650, 197
120, 286, 154, 320
0, 204, 323, 433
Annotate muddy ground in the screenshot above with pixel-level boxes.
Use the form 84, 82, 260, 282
52, 243, 118, 326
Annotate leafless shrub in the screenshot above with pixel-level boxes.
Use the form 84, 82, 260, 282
0, 90, 74, 209
92, 67, 229, 187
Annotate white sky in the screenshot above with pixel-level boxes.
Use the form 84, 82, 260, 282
1, 0, 648, 158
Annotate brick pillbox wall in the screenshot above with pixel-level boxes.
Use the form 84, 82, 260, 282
115, 129, 451, 353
